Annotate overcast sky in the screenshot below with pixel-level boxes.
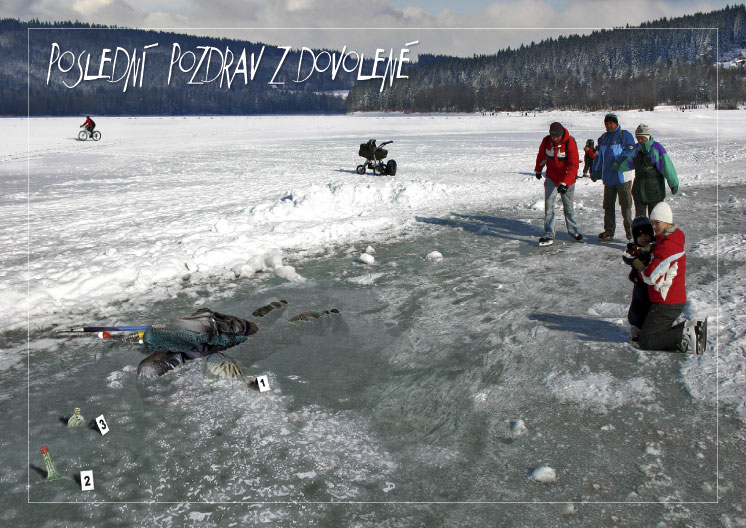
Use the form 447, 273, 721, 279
2, 0, 735, 56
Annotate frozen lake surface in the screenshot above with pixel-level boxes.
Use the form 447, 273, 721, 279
1, 111, 744, 526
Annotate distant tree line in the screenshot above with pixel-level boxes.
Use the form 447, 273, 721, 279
0, 19, 351, 116
346, 5, 746, 112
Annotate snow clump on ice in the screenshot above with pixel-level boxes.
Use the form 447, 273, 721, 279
529, 466, 557, 483
510, 419, 527, 437
426, 251, 443, 262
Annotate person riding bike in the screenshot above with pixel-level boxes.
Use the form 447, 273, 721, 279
80, 116, 96, 138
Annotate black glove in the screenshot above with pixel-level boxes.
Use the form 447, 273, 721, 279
535, 172, 542, 180
557, 183, 568, 195
623, 243, 653, 266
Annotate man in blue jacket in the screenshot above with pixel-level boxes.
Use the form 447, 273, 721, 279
591, 113, 636, 241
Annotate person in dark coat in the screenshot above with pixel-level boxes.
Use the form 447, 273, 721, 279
622, 216, 655, 342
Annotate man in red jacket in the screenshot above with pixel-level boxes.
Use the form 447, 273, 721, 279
630, 202, 707, 354
80, 116, 96, 137
534, 122, 583, 246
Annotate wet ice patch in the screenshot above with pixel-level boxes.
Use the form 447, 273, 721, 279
689, 234, 746, 260
546, 367, 657, 412
107, 370, 126, 389
586, 302, 627, 319
144, 378, 400, 503
347, 272, 386, 285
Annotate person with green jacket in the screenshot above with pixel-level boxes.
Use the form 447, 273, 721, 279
612, 124, 679, 217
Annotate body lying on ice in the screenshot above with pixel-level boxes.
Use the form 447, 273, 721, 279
135, 303, 341, 381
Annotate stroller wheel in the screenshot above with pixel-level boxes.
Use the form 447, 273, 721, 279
356, 164, 366, 175
386, 159, 397, 176
373, 164, 385, 176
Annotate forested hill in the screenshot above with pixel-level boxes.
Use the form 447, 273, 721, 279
347, 5, 746, 113
0, 19, 354, 116
3, 6, 745, 116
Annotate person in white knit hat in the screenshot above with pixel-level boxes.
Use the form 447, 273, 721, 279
627, 202, 707, 354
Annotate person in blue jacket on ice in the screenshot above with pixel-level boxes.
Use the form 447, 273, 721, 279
591, 113, 637, 242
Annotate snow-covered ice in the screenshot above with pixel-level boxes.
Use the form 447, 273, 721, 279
1, 108, 745, 526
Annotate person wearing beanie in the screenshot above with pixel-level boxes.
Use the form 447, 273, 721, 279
621, 217, 655, 342
590, 113, 637, 242
533, 122, 582, 246
582, 139, 596, 177
611, 124, 679, 217
627, 202, 707, 354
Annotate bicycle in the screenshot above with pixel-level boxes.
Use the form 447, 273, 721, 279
78, 128, 101, 141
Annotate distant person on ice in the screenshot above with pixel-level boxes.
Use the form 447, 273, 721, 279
591, 113, 636, 242
582, 139, 596, 177
80, 116, 96, 138
611, 123, 679, 217
534, 121, 582, 246
626, 202, 707, 354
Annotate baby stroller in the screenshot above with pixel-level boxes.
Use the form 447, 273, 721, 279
356, 139, 397, 176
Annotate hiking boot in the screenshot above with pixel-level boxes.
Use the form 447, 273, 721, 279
538, 236, 554, 246
598, 231, 614, 242
572, 233, 583, 241
694, 319, 708, 355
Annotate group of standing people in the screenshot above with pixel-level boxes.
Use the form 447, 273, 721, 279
533, 113, 707, 355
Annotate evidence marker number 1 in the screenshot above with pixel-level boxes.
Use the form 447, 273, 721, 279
257, 375, 270, 393
96, 414, 109, 436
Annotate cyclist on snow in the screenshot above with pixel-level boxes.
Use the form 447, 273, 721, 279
80, 116, 96, 138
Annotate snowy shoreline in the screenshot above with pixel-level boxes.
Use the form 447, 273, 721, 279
2, 109, 739, 333
1, 110, 745, 419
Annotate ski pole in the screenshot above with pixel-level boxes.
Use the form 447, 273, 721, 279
57, 325, 153, 333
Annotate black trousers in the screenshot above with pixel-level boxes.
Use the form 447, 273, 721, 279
638, 302, 686, 352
